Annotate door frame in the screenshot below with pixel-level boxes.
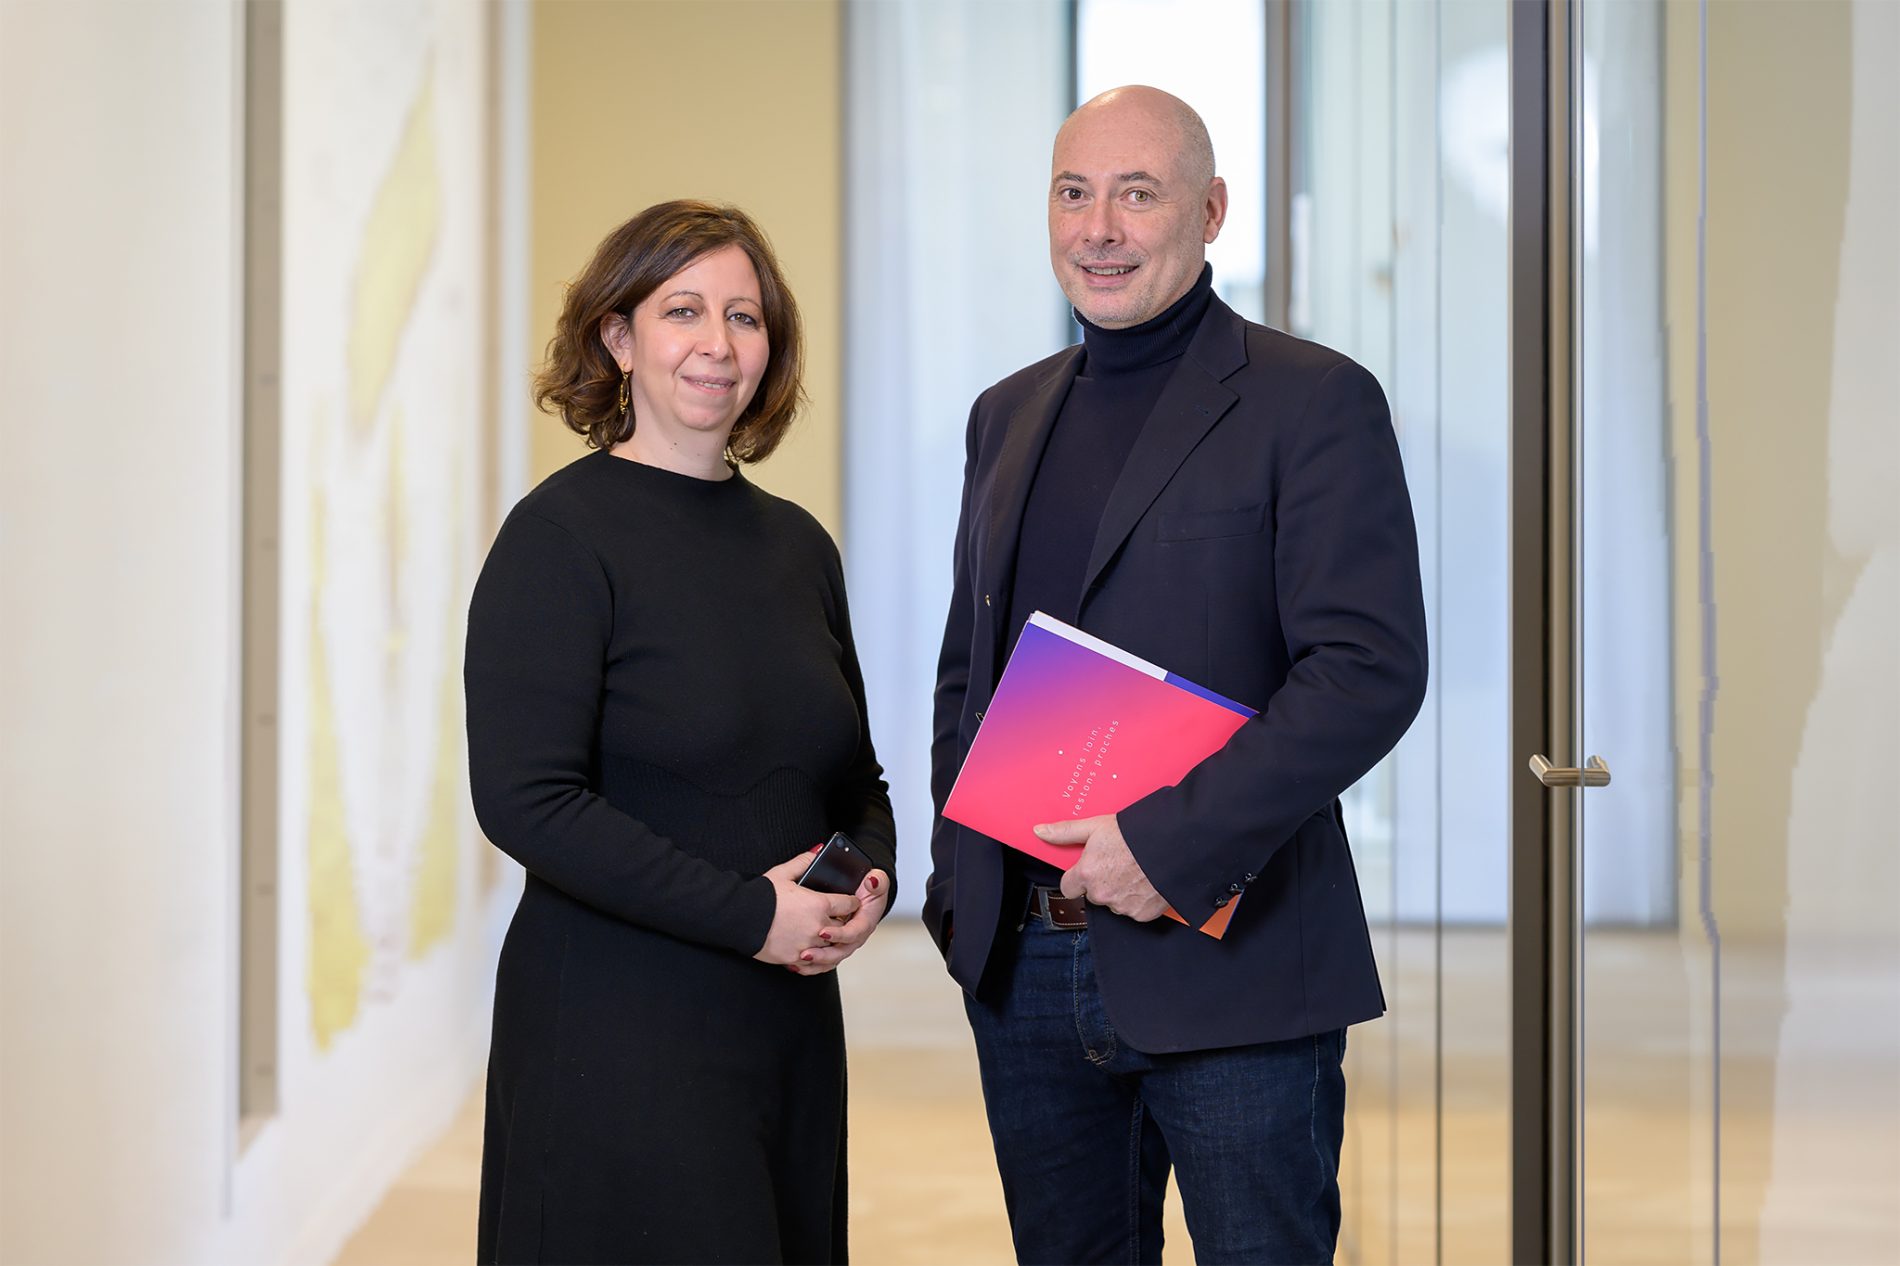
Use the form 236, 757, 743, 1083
1509, 0, 1579, 1261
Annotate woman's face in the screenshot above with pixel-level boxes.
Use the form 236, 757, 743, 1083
605, 245, 769, 450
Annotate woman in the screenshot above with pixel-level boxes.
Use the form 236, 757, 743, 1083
465, 200, 895, 1265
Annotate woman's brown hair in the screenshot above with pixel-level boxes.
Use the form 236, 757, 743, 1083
533, 200, 805, 462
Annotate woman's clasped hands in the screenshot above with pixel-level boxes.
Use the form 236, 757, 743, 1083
754, 853, 890, 977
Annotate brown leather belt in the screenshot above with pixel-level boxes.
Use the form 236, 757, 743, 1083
1030, 884, 1089, 930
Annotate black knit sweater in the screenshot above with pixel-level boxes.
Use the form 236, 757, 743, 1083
464, 450, 897, 955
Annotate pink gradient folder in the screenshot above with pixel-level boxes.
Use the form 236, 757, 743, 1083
943, 612, 1256, 939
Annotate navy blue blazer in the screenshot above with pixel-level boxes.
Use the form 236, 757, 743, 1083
926, 294, 1429, 1053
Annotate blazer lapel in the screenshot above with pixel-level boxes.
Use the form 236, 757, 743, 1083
1080, 298, 1249, 596
983, 346, 1083, 643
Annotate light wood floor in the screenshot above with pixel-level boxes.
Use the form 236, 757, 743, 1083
335, 922, 1899, 1266
334, 921, 1182, 1265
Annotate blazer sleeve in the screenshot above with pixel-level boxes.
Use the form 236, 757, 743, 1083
464, 509, 777, 956
1117, 360, 1429, 926
818, 543, 899, 904
925, 397, 985, 954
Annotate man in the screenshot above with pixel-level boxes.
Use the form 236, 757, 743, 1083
926, 86, 1428, 1263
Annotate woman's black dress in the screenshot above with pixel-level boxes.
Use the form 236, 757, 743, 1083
464, 451, 896, 1265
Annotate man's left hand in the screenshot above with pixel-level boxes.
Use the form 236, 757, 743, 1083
1034, 814, 1169, 922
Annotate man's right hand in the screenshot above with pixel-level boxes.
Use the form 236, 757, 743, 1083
753, 854, 860, 974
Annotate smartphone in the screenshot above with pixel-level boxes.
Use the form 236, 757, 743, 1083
796, 831, 873, 895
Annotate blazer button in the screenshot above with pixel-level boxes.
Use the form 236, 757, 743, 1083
1228, 882, 1244, 894
1242, 872, 1258, 884
984, 593, 992, 607
1213, 895, 1231, 908
974, 711, 984, 722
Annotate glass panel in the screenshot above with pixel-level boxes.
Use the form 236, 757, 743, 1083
1577, 0, 1900, 1262
1297, 2, 1512, 1259
1573, 1, 1700, 1258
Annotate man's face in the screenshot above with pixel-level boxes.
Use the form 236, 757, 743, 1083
1048, 101, 1226, 328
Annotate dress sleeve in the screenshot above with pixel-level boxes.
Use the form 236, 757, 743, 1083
819, 544, 899, 905
464, 510, 776, 955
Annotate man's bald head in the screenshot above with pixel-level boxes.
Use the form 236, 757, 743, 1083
1047, 85, 1227, 327
1058, 86, 1217, 194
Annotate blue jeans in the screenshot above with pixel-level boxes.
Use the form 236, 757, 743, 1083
964, 907, 1348, 1265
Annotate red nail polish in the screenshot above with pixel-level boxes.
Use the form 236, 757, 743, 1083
800, 952, 813, 962
819, 930, 833, 940
867, 876, 880, 890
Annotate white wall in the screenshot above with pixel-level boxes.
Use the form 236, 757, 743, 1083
0, 2, 251, 1259
0, 3, 520, 1263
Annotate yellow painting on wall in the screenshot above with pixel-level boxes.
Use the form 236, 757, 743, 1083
284, 0, 490, 1051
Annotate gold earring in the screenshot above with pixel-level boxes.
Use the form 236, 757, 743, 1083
616, 371, 630, 421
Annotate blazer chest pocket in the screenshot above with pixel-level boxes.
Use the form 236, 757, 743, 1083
1155, 501, 1266, 542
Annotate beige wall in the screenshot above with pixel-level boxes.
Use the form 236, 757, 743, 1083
1664, 0, 1853, 943
1662, 6, 1859, 1255
528, 0, 844, 538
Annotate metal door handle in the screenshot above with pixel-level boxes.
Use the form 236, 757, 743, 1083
1528, 755, 1611, 787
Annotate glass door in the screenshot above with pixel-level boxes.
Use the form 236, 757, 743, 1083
1568, 0, 1714, 1259
1564, 0, 1900, 1261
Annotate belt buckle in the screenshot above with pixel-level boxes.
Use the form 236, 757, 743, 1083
1035, 884, 1088, 930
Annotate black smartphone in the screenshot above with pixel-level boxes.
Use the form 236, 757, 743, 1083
796, 831, 873, 895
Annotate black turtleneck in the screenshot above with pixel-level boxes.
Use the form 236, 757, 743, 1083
1003, 264, 1214, 661
1000, 264, 1215, 891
